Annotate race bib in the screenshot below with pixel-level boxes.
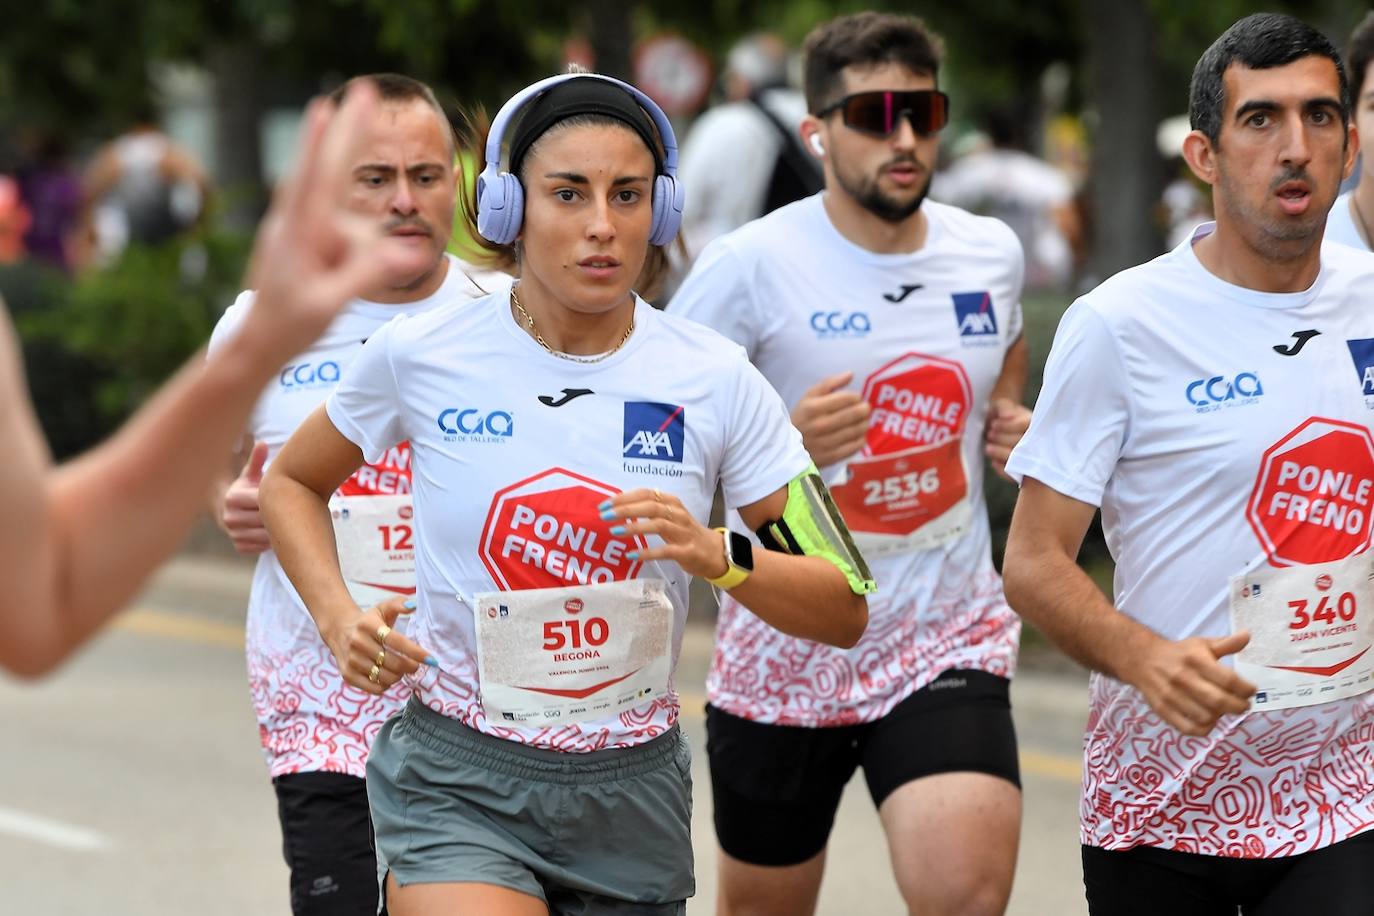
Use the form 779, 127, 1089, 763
1229, 550, 1374, 710
331, 494, 416, 608
829, 439, 971, 557
473, 579, 672, 725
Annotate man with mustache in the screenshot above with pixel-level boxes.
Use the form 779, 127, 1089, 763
669, 12, 1028, 915
1004, 13, 1374, 913
209, 73, 505, 916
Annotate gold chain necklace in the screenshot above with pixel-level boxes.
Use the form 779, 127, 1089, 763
510, 284, 635, 364
1352, 191, 1374, 250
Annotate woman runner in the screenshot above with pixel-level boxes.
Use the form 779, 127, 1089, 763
261, 72, 874, 916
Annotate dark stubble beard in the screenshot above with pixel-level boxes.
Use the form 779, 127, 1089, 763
1215, 164, 1334, 260
834, 154, 929, 223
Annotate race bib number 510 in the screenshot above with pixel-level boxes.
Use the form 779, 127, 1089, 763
473, 579, 672, 725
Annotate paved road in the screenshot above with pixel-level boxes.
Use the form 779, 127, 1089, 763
0, 556, 1091, 914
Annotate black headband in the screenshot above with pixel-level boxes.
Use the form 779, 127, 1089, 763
507, 76, 664, 178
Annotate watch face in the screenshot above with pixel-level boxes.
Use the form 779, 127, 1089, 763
727, 531, 754, 572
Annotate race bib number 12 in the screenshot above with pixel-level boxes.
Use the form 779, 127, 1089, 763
331, 494, 417, 608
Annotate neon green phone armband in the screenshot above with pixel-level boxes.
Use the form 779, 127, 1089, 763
755, 464, 876, 596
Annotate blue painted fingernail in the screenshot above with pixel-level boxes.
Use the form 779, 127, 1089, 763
599, 509, 616, 521
626, 550, 639, 559
424, 656, 439, 667
403, 599, 416, 610
610, 525, 627, 536
598, 499, 612, 511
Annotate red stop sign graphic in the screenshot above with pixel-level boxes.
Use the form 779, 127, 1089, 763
861, 352, 971, 457
481, 467, 646, 590
1247, 417, 1374, 567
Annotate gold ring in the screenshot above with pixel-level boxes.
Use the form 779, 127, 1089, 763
376, 624, 392, 645
374, 649, 387, 668
368, 664, 382, 683
652, 489, 664, 503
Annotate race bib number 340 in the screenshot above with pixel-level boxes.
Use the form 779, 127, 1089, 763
1230, 550, 1374, 710
473, 579, 672, 725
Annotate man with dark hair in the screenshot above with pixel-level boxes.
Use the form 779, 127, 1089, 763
209, 73, 504, 916
1327, 11, 1374, 249
1005, 12, 1374, 913
671, 11, 1027, 915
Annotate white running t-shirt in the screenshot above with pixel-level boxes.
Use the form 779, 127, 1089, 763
324, 293, 810, 751
1325, 191, 1369, 251
669, 195, 1024, 726
208, 256, 504, 777
1007, 224, 1374, 856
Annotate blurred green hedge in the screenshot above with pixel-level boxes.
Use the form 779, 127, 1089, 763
1, 228, 251, 459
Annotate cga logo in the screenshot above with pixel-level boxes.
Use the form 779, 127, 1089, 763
437, 408, 513, 442
810, 311, 871, 338
952, 291, 998, 339
279, 361, 341, 389
1347, 338, 1374, 402
1185, 372, 1263, 410
623, 401, 685, 464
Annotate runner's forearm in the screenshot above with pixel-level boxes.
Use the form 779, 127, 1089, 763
259, 469, 359, 638
1002, 532, 1162, 683
730, 552, 867, 648
1, 330, 288, 676
989, 335, 1029, 404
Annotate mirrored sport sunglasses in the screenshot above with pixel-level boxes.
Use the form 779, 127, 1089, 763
818, 89, 950, 138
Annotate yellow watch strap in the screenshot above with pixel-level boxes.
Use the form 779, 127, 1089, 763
705, 528, 751, 590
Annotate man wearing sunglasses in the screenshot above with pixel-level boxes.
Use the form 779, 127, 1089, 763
670, 11, 1026, 916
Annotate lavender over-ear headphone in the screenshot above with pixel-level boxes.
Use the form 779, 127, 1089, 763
476, 73, 685, 247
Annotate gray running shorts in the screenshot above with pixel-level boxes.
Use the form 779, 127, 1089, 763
367, 698, 694, 915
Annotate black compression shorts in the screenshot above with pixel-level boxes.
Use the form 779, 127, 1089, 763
706, 668, 1020, 867
1081, 830, 1374, 915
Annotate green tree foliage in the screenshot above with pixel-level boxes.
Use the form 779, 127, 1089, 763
19, 228, 251, 426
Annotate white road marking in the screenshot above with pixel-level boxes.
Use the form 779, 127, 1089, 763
0, 806, 111, 852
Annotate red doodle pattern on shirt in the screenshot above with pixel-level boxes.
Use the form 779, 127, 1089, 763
248, 638, 409, 778
247, 444, 415, 775
1080, 677, 1374, 856
708, 567, 1018, 726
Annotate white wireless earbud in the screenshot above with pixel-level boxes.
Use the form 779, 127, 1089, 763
809, 134, 825, 156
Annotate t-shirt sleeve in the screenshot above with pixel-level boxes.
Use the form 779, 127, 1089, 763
666, 239, 762, 357
1003, 229, 1026, 344
206, 290, 255, 357
1005, 301, 1130, 506
718, 352, 812, 509
324, 318, 405, 464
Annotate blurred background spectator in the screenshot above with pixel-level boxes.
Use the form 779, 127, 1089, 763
674, 33, 820, 273
931, 108, 1082, 291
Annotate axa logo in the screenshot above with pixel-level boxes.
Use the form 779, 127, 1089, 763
1349, 338, 1374, 405
279, 361, 341, 389
623, 401, 685, 464
437, 408, 513, 442
1184, 372, 1264, 410
810, 311, 870, 338
952, 291, 997, 338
